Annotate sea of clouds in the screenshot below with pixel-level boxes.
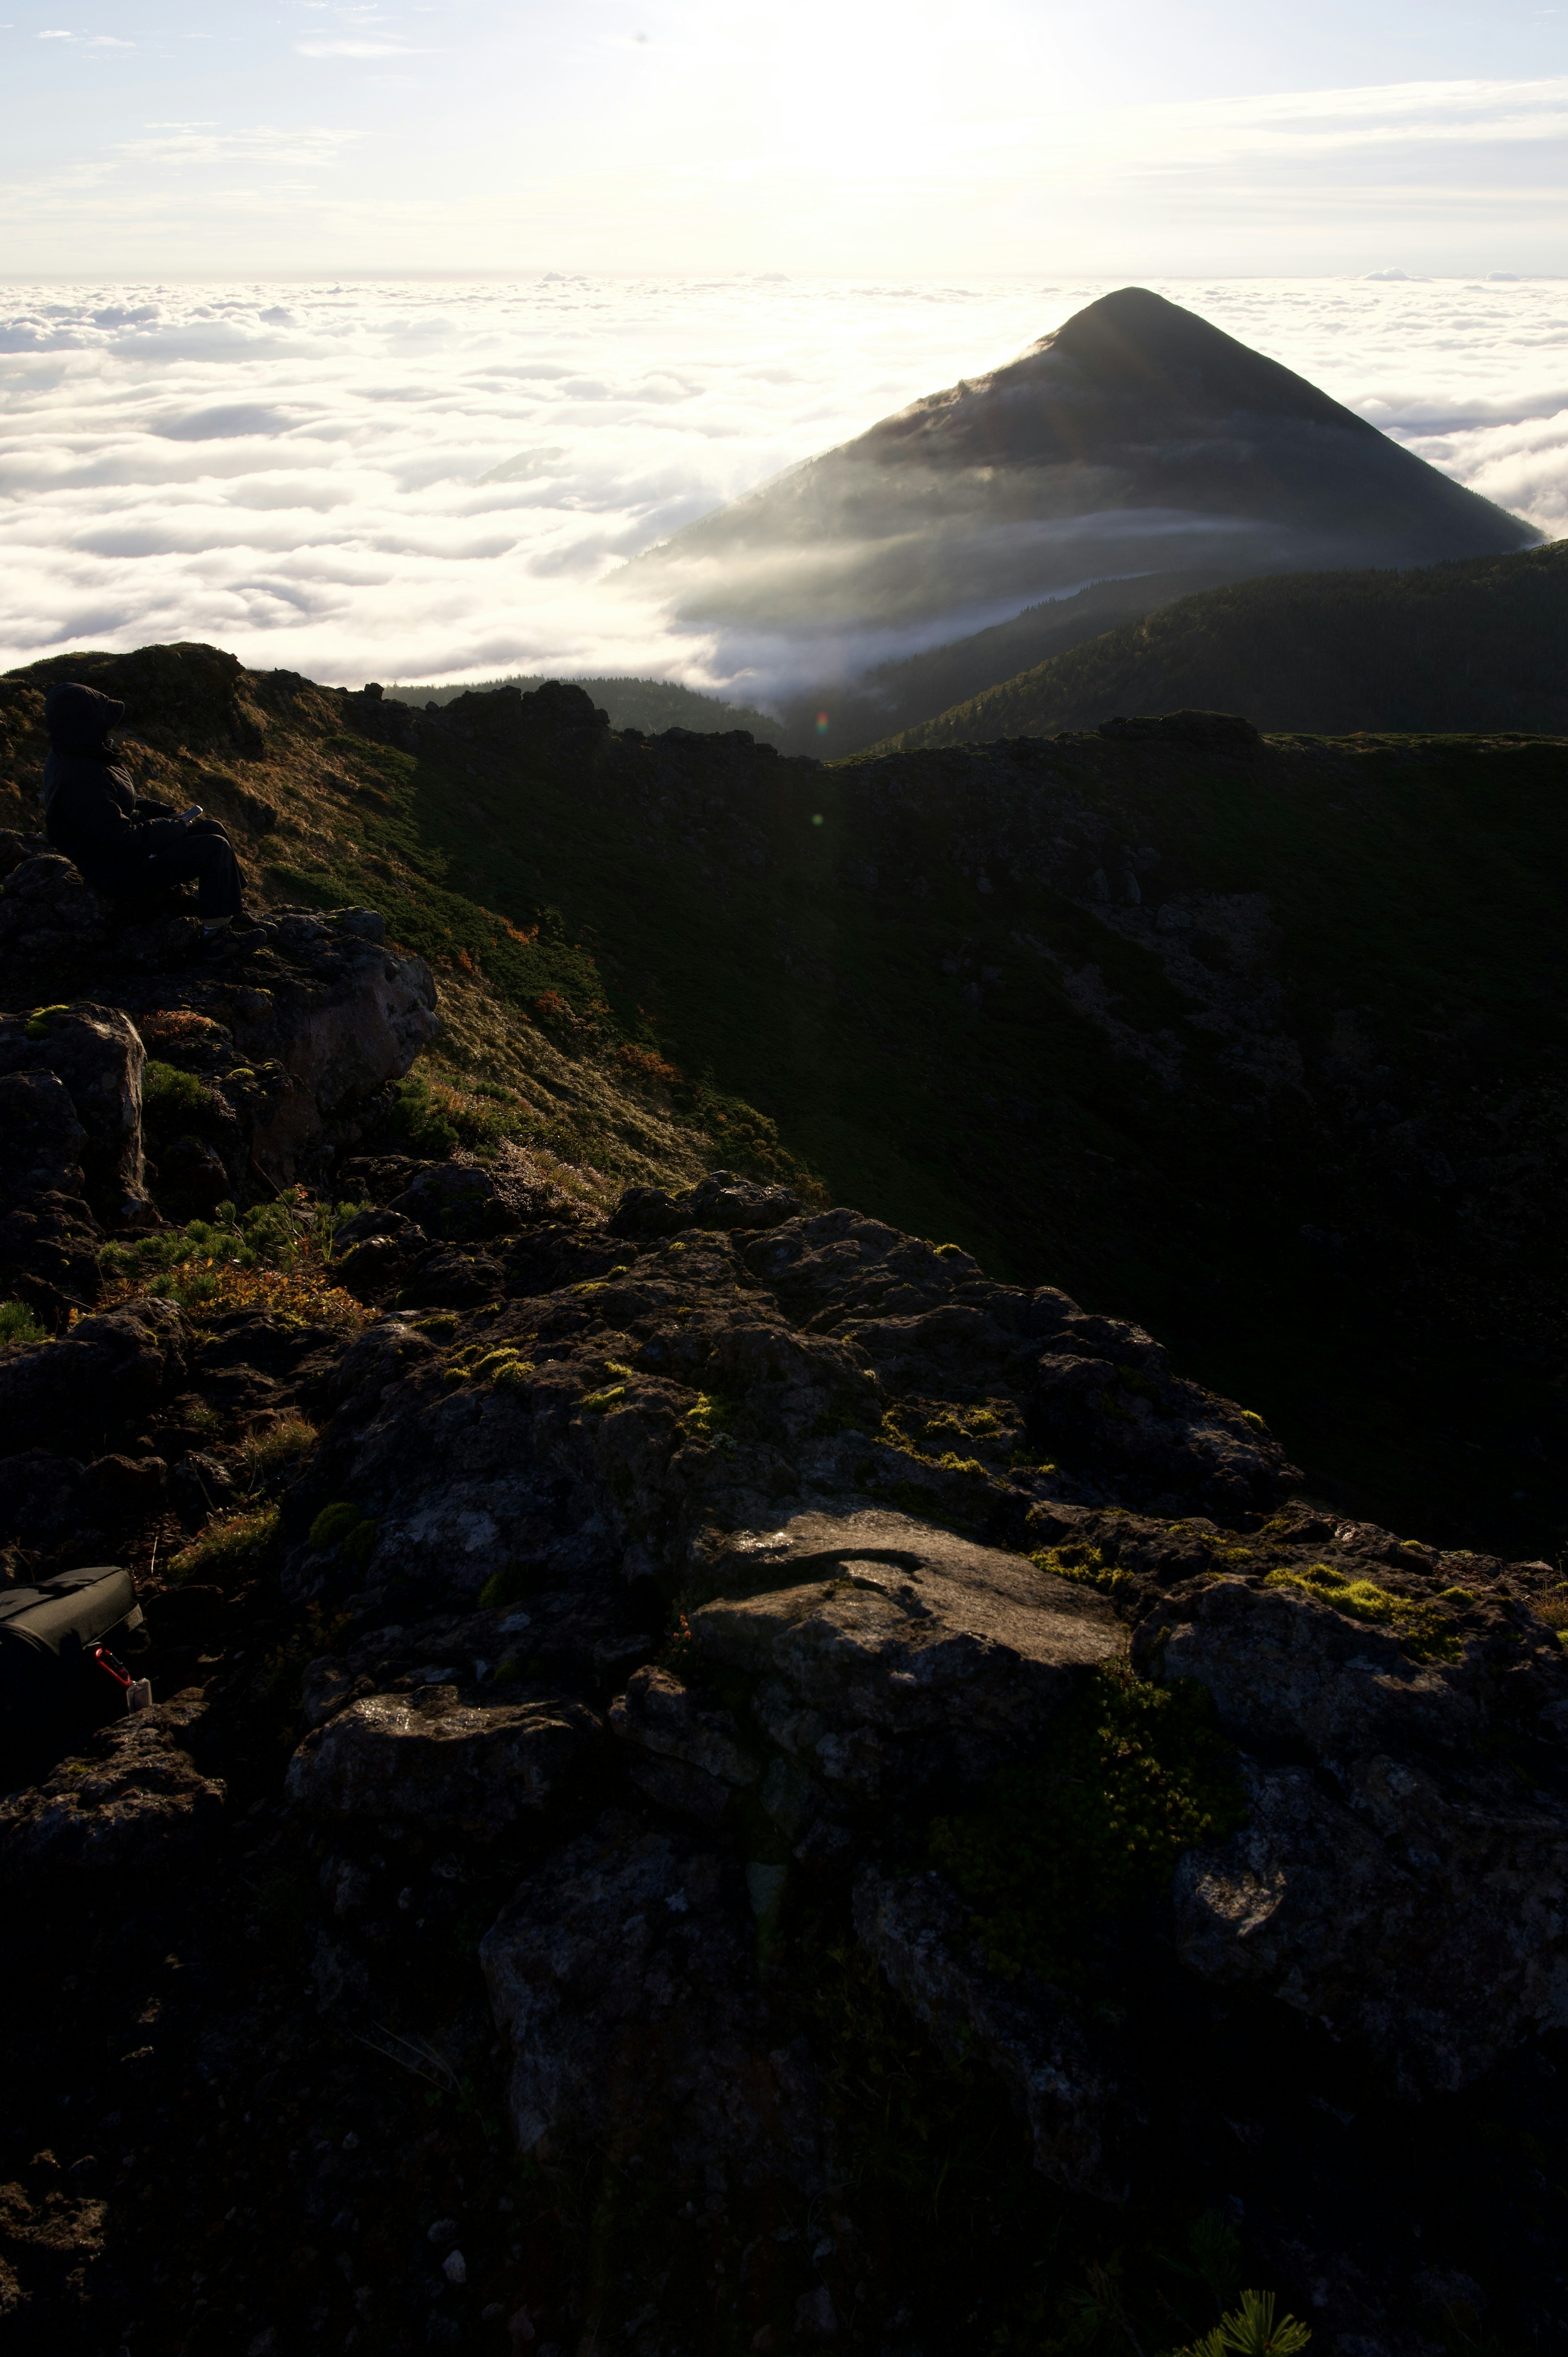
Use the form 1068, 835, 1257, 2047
0, 272, 1564, 707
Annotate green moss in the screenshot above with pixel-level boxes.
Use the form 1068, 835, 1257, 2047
1032, 1542, 1122, 1593
1264, 1563, 1463, 1661
582, 1383, 627, 1414
23, 1003, 69, 1040
931, 1657, 1245, 1986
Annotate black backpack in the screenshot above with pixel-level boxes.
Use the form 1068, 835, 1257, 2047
0, 1567, 147, 1735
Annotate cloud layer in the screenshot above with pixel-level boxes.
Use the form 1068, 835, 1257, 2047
0, 274, 1563, 707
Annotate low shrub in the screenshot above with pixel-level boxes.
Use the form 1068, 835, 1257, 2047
236, 1418, 318, 1492
97, 1194, 368, 1329
168, 1504, 280, 1583
0, 1300, 48, 1348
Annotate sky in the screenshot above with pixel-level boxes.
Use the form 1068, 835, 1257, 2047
0, 6, 1564, 698
0, 0, 1565, 279
2, 273, 1566, 696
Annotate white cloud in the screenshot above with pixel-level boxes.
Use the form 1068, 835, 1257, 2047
295, 38, 430, 56
0, 275, 1560, 705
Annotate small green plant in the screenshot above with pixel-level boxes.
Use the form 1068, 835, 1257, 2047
931, 1657, 1245, 1985
478, 1563, 534, 1608
0, 1300, 48, 1347
581, 1383, 627, 1413
1167, 2288, 1310, 2355
23, 1003, 69, 1040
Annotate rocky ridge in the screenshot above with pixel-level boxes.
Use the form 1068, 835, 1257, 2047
1, 676, 1567, 2353
2, 959, 1568, 2347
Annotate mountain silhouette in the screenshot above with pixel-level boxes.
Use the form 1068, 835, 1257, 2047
622, 288, 1537, 680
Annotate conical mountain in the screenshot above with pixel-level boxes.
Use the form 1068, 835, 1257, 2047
623, 288, 1537, 678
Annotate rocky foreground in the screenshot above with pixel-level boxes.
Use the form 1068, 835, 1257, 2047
2, 838, 1567, 2355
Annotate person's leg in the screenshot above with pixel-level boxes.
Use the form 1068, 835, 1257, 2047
144, 827, 245, 921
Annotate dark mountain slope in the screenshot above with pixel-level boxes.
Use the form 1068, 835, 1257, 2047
876, 541, 1568, 749
624, 287, 1535, 643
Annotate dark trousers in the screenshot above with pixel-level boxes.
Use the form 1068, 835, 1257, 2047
142, 820, 245, 920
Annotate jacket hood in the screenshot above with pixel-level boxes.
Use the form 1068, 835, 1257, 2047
45, 680, 128, 755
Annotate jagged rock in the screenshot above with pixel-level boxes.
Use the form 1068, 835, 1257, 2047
387, 1162, 515, 1242
0, 1696, 225, 1875
742, 1207, 1293, 1515
853, 1867, 1139, 2200
0, 1299, 187, 1455
609, 1169, 801, 1240
0, 1002, 147, 1216
610, 1663, 762, 1788
688, 1508, 1123, 1794
1173, 1754, 1568, 2096
284, 1686, 603, 1832
480, 1825, 823, 2189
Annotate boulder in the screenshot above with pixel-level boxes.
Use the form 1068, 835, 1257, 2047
610, 1664, 762, 1820
387, 1163, 514, 1242
0, 852, 107, 956
853, 1866, 1140, 2200
480, 1826, 823, 2189
0, 1696, 225, 1876
1173, 1754, 1568, 2096
0, 1451, 89, 1554
0, 1072, 87, 1203
0, 1189, 102, 1330
1138, 1575, 1568, 2092
284, 1685, 603, 1832
241, 920, 439, 1181
689, 1507, 1123, 1794
0, 1002, 147, 1216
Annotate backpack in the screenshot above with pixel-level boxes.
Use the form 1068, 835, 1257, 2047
0, 1566, 149, 1735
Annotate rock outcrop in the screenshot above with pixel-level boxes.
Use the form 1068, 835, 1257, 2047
1134, 1575, 1568, 2092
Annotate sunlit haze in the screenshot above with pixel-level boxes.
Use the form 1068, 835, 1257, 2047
1, 1, 1565, 279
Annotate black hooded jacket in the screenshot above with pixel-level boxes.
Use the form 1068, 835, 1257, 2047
43, 681, 178, 891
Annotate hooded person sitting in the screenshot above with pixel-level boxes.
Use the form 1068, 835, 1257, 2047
43, 680, 249, 938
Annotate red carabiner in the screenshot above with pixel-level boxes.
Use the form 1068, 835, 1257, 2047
90, 1642, 133, 1690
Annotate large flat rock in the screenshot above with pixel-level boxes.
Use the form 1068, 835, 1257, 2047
690, 1507, 1123, 1792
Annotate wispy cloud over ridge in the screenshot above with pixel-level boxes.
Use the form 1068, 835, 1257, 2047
0, 275, 1561, 700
